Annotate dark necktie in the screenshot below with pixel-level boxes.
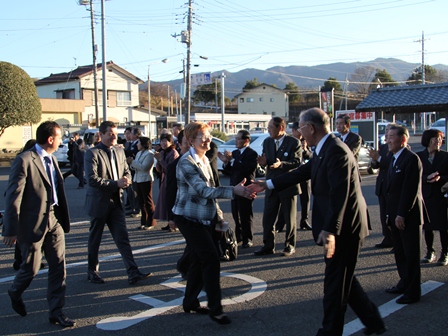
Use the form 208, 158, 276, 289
388, 156, 396, 178
44, 156, 57, 204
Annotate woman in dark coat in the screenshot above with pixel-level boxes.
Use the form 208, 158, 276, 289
417, 129, 448, 266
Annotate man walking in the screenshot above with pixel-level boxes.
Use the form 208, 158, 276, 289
84, 121, 153, 285
3, 121, 75, 328
218, 130, 258, 247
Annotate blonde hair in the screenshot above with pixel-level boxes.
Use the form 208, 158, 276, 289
184, 122, 210, 146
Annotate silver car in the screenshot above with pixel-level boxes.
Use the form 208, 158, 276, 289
53, 139, 70, 168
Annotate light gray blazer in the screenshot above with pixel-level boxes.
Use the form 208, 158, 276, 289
130, 150, 155, 183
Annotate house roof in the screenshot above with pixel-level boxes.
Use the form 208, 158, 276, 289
34, 61, 143, 86
235, 83, 285, 98
356, 82, 448, 114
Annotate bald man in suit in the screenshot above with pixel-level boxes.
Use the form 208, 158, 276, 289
3, 121, 75, 328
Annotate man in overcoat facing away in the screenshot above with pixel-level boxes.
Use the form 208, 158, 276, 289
84, 121, 152, 285
3, 121, 75, 327
248, 108, 386, 336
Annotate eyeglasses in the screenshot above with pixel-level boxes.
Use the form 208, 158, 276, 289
297, 124, 310, 132
196, 134, 212, 142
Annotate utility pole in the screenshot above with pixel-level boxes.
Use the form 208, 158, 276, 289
101, 0, 107, 122
221, 72, 226, 133
185, 0, 193, 124
89, 0, 99, 127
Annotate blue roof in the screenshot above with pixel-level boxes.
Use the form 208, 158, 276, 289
356, 82, 448, 114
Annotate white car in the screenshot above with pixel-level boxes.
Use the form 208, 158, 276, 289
430, 118, 445, 137
53, 139, 70, 168
217, 133, 270, 177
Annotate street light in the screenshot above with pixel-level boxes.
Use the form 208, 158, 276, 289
148, 58, 168, 141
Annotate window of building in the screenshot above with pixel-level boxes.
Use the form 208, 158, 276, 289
270, 98, 274, 102
247, 97, 254, 102
117, 91, 132, 106
56, 89, 75, 99
259, 97, 263, 102
240, 98, 244, 103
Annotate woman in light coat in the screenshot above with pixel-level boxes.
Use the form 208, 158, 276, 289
128, 137, 156, 230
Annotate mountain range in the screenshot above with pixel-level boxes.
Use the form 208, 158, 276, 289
155, 58, 448, 97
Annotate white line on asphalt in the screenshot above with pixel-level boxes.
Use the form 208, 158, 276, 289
343, 280, 444, 336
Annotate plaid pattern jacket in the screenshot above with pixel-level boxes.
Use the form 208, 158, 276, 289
172, 152, 233, 222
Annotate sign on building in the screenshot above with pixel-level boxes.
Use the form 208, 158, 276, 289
191, 73, 212, 86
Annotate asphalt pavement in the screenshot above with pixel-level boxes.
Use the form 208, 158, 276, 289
0, 137, 447, 336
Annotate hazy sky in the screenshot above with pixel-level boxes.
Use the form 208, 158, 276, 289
1, 0, 446, 85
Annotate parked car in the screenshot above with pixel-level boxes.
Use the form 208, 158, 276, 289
54, 139, 70, 168
333, 132, 377, 174
430, 118, 446, 137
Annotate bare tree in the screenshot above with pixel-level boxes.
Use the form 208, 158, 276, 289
348, 65, 376, 96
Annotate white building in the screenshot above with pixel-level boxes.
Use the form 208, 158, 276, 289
235, 83, 289, 119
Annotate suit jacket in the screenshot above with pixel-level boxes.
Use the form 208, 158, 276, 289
263, 134, 302, 198
130, 149, 155, 183
223, 146, 258, 187
172, 152, 233, 222
166, 156, 181, 221
206, 141, 220, 187
371, 144, 393, 197
125, 140, 139, 159
3, 147, 70, 243
343, 132, 362, 160
385, 147, 424, 227
84, 143, 132, 218
272, 134, 369, 244
417, 149, 448, 199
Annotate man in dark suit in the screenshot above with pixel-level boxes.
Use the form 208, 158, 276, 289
124, 127, 141, 216
218, 130, 258, 248
3, 121, 75, 327
84, 121, 153, 285
384, 125, 423, 304
369, 123, 395, 248
255, 117, 301, 257
249, 108, 386, 336
336, 114, 362, 160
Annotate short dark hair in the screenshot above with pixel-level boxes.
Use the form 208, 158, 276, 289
336, 114, 351, 125
271, 116, 286, 130
421, 129, 443, 147
173, 123, 183, 130
99, 121, 116, 134
20, 139, 37, 153
291, 121, 299, 130
160, 133, 174, 143
36, 121, 60, 145
238, 129, 251, 140
139, 136, 150, 150
132, 127, 142, 136
177, 130, 184, 145
125, 126, 132, 132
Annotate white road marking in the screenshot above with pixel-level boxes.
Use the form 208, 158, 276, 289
96, 272, 268, 331
343, 280, 444, 336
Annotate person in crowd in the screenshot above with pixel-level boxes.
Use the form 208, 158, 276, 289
166, 130, 188, 233
172, 123, 183, 153
218, 130, 258, 248
172, 122, 255, 325
124, 127, 141, 217
291, 121, 312, 230
206, 139, 221, 187
154, 133, 179, 230
92, 132, 101, 147
336, 114, 362, 160
416, 129, 448, 266
3, 121, 75, 328
74, 138, 87, 189
255, 116, 301, 257
84, 121, 153, 285
368, 123, 396, 249
127, 136, 156, 230
62, 132, 79, 180
384, 125, 424, 304
248, 108, 386, 336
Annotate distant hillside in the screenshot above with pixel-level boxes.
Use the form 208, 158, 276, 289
146, 58, 448, 98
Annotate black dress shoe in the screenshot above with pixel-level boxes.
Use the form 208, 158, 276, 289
281, 247, 296, 256
254, 246, 275, 256
396, 295, 419, 304
210, 314, 231, 325
375, 242, 393, 248
161, 224, 170, 231
183, 306, 210, 314
385, 286, 404, 294
49, 314, 76, 328
128, 271, 153, 285
87, 271, 105, 284
300, 221, 312, 230
363, 325, 388, 335
8, 289, 27, 317
242, 241, 253, 248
